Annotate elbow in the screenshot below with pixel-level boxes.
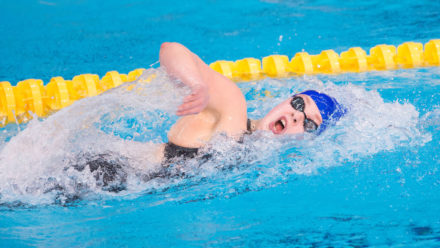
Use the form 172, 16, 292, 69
159, 42, 189, 65
160, 42, 172, 50
159, 42, 181, 61
160, 42, 182, 53
160, 42, 175, 64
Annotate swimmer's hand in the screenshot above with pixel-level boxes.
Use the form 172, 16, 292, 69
176, 84, 209, 116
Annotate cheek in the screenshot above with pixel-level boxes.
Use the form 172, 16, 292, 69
262, 107, 282, 122
260, 100, 292, 126
285, 123, 304, 134
264, 110, 280, 120
266, 103, 291, 117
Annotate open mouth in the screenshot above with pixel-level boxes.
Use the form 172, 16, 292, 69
270, 116, 287, 134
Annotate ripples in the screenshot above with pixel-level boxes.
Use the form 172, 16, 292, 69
0, 68, 434, 207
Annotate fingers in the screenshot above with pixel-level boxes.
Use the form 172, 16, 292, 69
176, 86, 209, 116
176, 97, 205, 116
184, 86, 205, 102
176, 106, 201, 116
182, 92, 199, 104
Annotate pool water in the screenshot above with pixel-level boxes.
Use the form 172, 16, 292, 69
1, 0, 440, 247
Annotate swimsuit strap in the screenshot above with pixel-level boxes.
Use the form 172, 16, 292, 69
246, 118, 254, 134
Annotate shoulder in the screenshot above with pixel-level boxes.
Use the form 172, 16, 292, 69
200, 62, 247, 115
203, 72, 248, 137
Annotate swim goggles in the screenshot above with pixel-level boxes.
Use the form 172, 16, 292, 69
291, 96, 319, 132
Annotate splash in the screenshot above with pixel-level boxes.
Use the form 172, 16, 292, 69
0, 70, 431, 206
164, 77, 432, 204
0, 68, 188, 205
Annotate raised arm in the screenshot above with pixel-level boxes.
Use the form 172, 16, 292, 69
159, 42, 245, 117
159, 42, 207, 92
160, 42, 248, 145
159, 42, 210, 116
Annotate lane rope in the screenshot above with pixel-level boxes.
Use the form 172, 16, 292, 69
1, 40, 439, 126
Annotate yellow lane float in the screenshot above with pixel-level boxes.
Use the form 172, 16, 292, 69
1, 39, 440, 126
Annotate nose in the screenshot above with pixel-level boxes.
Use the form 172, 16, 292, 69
286, 112, 305, 134
290, 110, 305, 127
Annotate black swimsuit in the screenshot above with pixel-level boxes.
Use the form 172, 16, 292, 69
163, 119, 253, 161
67, 120, 252, 195
163, 142, 199, 160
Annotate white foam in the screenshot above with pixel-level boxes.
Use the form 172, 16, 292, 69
0, 71, 431, 206
0, 68, 189, 205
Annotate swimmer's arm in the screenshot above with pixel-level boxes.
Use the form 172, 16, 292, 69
159, 42, 210, 116
159, 42, 245, 118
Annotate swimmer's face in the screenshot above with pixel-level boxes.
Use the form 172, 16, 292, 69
257, 94, 323, 135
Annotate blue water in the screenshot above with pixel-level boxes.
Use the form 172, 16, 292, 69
1, 0, 440, 247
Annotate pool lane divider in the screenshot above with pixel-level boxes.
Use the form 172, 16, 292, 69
211, 40, 440, 80
0, 69, 145, 126
1, 40, 440, 126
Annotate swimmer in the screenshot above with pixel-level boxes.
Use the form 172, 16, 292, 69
159, 42, 346, 162
70, 42, 346, 193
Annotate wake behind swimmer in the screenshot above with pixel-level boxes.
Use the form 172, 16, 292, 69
0, 42, 347, 205
1, 43, 429, 206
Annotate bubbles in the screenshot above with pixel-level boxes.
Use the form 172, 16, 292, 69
242, 76, 429, 165
0, 70, 432, 206
199, 76, 432, 200
420, 107, 440, 131
0, 68, 188, 205
319, 83, 431, 162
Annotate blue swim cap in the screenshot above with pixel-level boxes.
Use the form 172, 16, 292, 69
299, 90, 346, 133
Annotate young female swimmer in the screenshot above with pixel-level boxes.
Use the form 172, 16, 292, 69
70, 42, 346, 192
158, 42, 346, 162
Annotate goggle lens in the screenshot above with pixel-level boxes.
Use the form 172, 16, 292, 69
290, 96, 319, 132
